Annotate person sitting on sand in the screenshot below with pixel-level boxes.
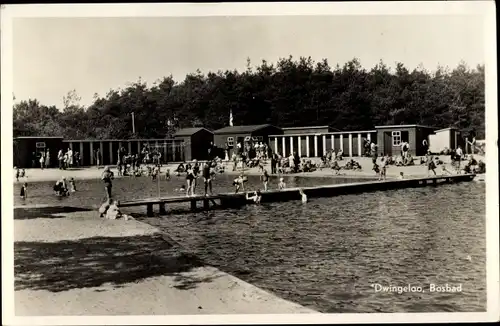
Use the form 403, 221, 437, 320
399, 172, 405, 180
233, 174, 248, 194
53, 177, 69, 196
298, 188, 308, 203
331, 160, 341, 175
20, 182, 28, 199
69, 177, 77, 192
336, 149, 344, 160
99, 200, 111, 218
278, 177, 286, 190
475, 160, 486, 174
246, 190, 262, 204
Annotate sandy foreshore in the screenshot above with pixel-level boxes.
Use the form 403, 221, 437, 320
14, 208, 316, 315
12, 155, 477, 184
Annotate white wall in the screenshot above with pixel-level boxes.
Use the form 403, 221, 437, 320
429, 130, 450, 153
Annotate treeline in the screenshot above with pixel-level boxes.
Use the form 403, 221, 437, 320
13, 57, 485, 139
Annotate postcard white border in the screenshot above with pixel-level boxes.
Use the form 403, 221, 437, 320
1, 1, 498, 325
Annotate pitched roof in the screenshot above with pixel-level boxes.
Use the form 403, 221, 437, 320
173, 127, 212, 137
213, 124, 278, 134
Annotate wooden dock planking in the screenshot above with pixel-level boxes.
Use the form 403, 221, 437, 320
120, 174, 476, 216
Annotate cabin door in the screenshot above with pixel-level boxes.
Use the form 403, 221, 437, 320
384, 132, 392, 156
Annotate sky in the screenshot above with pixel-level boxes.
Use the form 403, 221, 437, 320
12, 15, 486, 108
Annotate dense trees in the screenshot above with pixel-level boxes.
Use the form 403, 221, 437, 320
13, 57, 485, 139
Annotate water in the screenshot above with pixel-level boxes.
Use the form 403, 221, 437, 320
13, 174, 372, 207
13, 174, 486, 313
140, 182, 486, 313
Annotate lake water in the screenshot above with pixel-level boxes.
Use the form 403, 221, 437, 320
13, 174, 486, 313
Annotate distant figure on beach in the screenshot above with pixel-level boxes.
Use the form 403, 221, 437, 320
278, 177, 286, 190
246, 190, 262, 204
20, 182, 28, 200
378, 158, 387, 181
45, 149, 51, 168
151, 165, 160, 181
39, 151, 45, 170
299, 188, 308, 203
370, 142, 378, 163
101, 166, 114, 200
165, 168, 171, 181
233, 174, 248, 193
261, 169, 269, 191
203, 161, 214, 196
15, 167, 20, 182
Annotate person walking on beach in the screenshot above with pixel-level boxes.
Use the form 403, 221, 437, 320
101, 166, 114, 201
58, 149, 64, 169
427, 155, 437, 176
203, 161, 213, 196
455, 145, 464, 171
39, 151, 45, 170
45, 149, 51, 168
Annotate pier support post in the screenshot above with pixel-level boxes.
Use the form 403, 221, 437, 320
147, 203, 154, 217
322, 135, 326, 156
190, 200, 197, 211
274, 137, 278, 154
340, 134, 344, 152
109, 142, 114, 165
331, 134, 334, 151
203, 199, 209, 210
282, 137, 286, 157
290, 136, 294, 155
159, 202, 167, 215
79, 142, 84, 166
298, 137, 302, 157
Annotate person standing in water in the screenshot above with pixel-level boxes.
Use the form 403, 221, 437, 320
185, 165, 196, 197
261, 169, 269, 191
246, 190, 262, 204
298, 188, 308, 203
202, 161, 213, 196
101, 166, 114, 201
20, 183, 28, 200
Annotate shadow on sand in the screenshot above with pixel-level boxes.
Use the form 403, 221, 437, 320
14, 206, 92, 220
14, 234, 213, 292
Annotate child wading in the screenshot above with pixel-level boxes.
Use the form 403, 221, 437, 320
20, 183, 28, 200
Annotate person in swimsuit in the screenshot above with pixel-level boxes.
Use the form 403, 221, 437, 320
427, 156, 437, 176
233, 174, 248, 193
101, 166, 114, 201
202, 161, 213, 196
261, 169, 270, 191
15, 167, 20, 182
246, 190, 262, 204
278, 177, 286, 190
399, 172, 405, 180
298, 188, 308, 203
69, 177, 77, 192
186, 166, 196, 197
192, 160, 200, 195
165, 168, 171, 181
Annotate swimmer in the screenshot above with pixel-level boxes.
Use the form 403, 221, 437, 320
233, 174, 248, 193
298, 188, 308, 203
246, 190, 262, 204
20, 182, 28, 199
175, 185, 187, 192
278, 177, 286, 190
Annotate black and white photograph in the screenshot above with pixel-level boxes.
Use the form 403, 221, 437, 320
1, 2, 498, 324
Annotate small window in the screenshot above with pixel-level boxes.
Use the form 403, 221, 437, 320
227, 137, 234, 147
392, 131, 402, 146
36, 142, 46, 148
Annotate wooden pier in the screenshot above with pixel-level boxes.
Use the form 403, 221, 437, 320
121, 174, 477, 216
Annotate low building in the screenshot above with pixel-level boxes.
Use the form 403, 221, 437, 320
213, 124, 283, 157
14, 136, 65, 168
428, 127, 465, 154
375, 124, 436, 157
173, 127, 214, 161
281, 125, 340, 135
